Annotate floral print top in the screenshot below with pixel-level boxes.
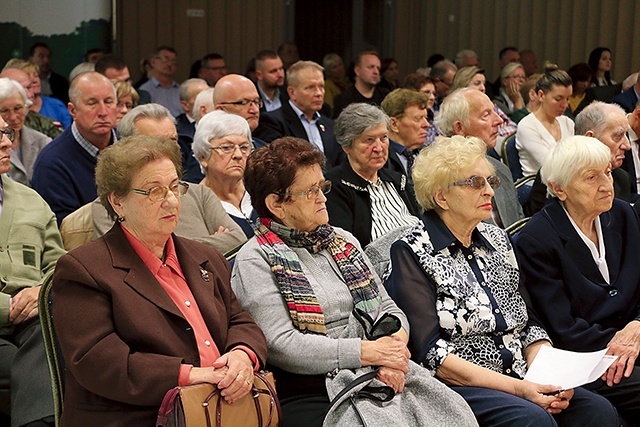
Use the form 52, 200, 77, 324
385, 211, 549, 379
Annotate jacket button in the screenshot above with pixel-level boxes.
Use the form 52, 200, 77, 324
609, 289, 618, 297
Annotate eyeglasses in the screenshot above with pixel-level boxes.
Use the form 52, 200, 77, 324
0, 127, 15, 142
285, 180, 332, 200
131, 181, 189, 202
0, 104, 26, 117
209, 143, 252, 155
156, 55, 177, 65
203, 65, 227, 71
453, 175, 501, 190
217, 98, 264, 109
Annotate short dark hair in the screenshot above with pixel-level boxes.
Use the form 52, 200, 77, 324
498, 46, 519, 60
567, 63, 593, 85
201, 53, 224, 66
154, 46, 177, 57
403, 73, 433, 91
427, 54, 445, 68
95, 55, 127, 74
244, 137, 325, 220
84, 48, 105, 62
29, 42, 50, 57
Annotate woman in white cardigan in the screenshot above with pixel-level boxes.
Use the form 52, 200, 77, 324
516, 64, 574, 176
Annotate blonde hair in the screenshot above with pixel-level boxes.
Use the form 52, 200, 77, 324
412, 135, 493, 210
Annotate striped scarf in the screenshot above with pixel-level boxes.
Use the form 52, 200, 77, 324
254, 218, 382, 335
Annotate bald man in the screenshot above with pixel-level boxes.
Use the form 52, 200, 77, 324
32, 72, 118, 224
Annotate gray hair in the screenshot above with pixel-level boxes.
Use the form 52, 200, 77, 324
429, 59, 457, 80
192, 110, 252, 163
179, 78, 207, 102
117, 103, 175, 137
500, 62, 524, 83
434, 88, 473, 137
541, 135, 611, 197
454, 49, 478, 68
575, 101, 625, 136
0, 77, 28, 104
69, 62, 95, 82
334, 103, 390, 148
192, 88, 215, 121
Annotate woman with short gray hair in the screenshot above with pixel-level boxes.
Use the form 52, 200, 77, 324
516, 135, 640, 424
325, 103, 420, 246
193, 110, 256, 237
0, 77, 51, 186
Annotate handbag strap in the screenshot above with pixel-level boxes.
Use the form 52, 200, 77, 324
209, 372, 280, 427
156, 387, 181, 427
324, 368, 396, 424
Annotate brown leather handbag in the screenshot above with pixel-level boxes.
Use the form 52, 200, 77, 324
156, 371, 281, 427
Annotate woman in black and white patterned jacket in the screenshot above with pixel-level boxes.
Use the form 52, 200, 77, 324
384, 135, 619, 427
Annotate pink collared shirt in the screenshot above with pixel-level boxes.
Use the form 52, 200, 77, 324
122, 228, 257, 385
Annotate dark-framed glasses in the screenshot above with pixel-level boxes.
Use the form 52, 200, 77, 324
131, 181, 189, 202
209, 143, 252, 155
217, 98, 263, 109
285, 180, 332, 200
453, 175, 500, 190
0, 127, 15, 142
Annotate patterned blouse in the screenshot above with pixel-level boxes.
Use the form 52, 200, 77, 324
385, 211, 549, 379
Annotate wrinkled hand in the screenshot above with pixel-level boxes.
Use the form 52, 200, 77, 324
214, 226, 230, 234
188, 365, 229, 386
377, 366, 406, 393
361, 335, 410, 373
213, 350, 254, 403
603, 321, 640, 386
515, 380, 573, 414
505, 81, 524, 108
9, 286, 40, 324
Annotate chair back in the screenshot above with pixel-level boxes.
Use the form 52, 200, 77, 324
60, 202, 94, 251
502, 134, 523, 181
38, 272, 64, 426
364, 225, 413, 279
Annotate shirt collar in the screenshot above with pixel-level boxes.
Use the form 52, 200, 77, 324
389, 139, 406, 154
150, 76, 178, 89
121, 225, 184, 278
71, 122, 117, 157
289, 100, 320, 123
422, 209, 495, 252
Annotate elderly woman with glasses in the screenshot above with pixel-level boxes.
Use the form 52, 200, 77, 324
52, 134, 267, 426
516, 136, 640, 424
0, 77, 51, 186
325, 103, 421, 247
112, 79, 139, 126
385, 135, 619, 427
192, 110, 256, 237
231, 137, 477, 427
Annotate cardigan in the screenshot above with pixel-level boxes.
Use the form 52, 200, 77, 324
324, 159, 422, 247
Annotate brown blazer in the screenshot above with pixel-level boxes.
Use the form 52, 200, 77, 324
52, 224, 267, 426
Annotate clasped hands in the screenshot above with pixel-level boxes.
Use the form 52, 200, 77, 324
188, 349, 254, 403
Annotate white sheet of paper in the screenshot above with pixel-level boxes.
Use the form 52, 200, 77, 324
524, 346, 617, 389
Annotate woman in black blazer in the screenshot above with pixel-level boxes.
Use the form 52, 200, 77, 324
516, 135, 640, 425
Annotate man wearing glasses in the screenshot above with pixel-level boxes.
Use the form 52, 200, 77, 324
428, 59, 457, 113
198, 53, 227, 87
138, 46, 182, 117
254, 61, 344, 168
0, 116, 66, 427
213, 74, 265, 146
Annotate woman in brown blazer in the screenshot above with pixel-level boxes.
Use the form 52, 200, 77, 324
52, 134, 267, 426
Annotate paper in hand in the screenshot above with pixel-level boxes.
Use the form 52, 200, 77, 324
524, 346, 617, 389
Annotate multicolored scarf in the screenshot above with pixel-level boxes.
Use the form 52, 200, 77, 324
254, 218, 382, 335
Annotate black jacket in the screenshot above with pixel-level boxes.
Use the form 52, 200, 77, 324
325, 159, 421, 246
